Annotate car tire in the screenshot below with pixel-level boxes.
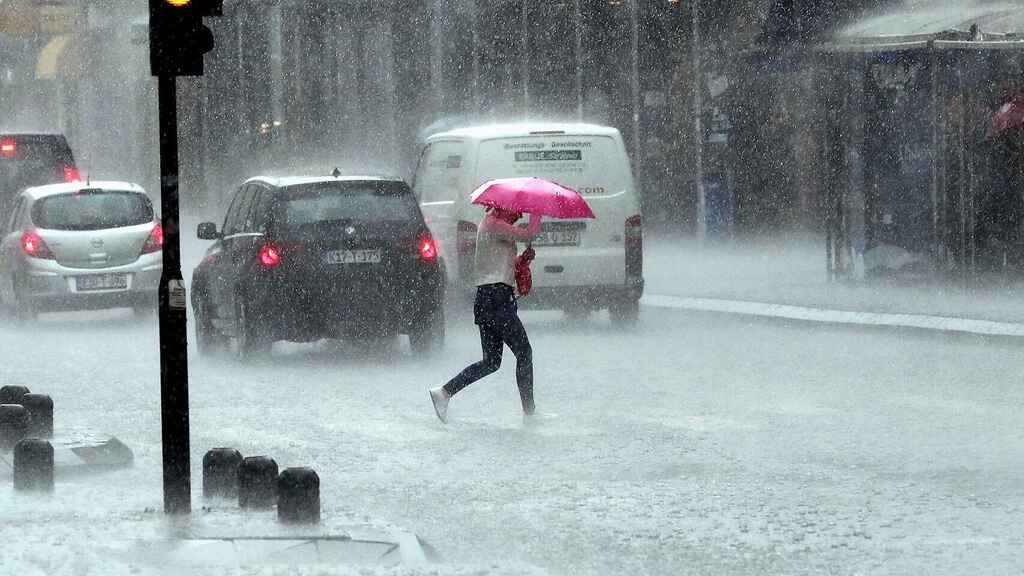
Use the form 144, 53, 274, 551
409, 306, 445, 356
564, 305, 592, 322
12, 274, 36, 323
0, 284, 13, 320
235, 298, 270, 359
195, 301, 226, 357
609, 297, 640, 327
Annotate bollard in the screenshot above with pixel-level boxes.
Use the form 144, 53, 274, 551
277, 467, 320, 524
0, 385, 30, 405
13, 438, 54, 492
0, 404, 31, 451
203, 447, 243, 499
238, 456, 278, 509
20, 394, 53, 438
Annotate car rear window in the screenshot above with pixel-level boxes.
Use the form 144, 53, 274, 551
275, 181, 419, 227
32, 190, 154, 231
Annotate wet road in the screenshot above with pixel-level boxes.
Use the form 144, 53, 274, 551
1, 299, 1023, 575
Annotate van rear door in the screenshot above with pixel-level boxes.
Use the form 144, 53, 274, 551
413, 140, 471, 282
473, 134, 638, 289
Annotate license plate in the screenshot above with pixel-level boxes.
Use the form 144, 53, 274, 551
323, 249, 382, 265
76, 273, 128, 291
533, 231, 580, 247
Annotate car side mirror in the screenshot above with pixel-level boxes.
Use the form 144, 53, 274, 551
197, 222, 220, 240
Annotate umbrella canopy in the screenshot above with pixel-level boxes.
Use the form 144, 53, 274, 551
470, 177, 596, 220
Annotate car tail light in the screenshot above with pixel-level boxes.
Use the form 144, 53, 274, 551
457, 220, 477, 279
419, 233, 438, 263
21, 231, 55, 260
63, 166, 82, 182
0, 138, 15, 159
258, 243, 282, 269
141, 223, 164, 254
625, 215, 642, 278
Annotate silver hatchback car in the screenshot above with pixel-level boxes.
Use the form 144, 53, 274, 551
0, 181, 162, 319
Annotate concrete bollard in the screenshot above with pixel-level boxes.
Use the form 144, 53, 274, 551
203, 447, 243, 499
277, 467, 320, 524
0, 404, 31, 451
20, 394, 53, 438
0, 385, 30, 405
238, 456, 278, 509
13, 438, 54, 492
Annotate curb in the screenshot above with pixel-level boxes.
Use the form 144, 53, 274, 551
642, 294, 1024, 339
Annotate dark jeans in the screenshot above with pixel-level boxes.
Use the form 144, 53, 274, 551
443, 283, 535, 414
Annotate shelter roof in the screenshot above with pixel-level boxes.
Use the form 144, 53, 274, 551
822, 1, 1024, 52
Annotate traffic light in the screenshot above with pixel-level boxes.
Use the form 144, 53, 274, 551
149, 0, 222, 76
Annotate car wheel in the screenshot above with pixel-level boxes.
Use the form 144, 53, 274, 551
409, 306, 445, 356
0, 281, 13, 320
235, 298, 270, 359
12, 274, 36, 323
564, 305, 592, 322
609, 297, 640, 327
195, 301, 226, 357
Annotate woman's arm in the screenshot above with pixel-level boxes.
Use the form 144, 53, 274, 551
481, 213, 542, 242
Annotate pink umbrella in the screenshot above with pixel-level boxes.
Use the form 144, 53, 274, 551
470, 177, 596, 220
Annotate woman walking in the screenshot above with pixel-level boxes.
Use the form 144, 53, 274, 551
429, 207, 542, 423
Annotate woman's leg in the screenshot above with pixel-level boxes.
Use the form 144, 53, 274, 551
442, 324, 503, 397
498, 314, 534, 414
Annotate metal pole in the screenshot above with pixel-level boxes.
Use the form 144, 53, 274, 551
575, 0, 583, 121
629, 0, 642, 181
692, 0, 706, 245
430, 0, 444, 114
521, 0, 529, 115
929, 48, 941, 265
957, 61, 968, 285
471, 0, 481, 115
157, 74, 191, 515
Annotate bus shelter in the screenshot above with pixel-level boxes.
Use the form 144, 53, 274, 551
818, 4, 1024, 282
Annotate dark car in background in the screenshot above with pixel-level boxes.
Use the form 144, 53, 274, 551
190, 175, 446, 359
1, 134, 80, 219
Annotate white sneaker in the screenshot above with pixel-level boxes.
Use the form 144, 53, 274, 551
523, 411, 558, 426
429, 387, 450, 424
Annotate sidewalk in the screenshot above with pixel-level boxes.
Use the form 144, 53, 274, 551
643, 232, 1024, 337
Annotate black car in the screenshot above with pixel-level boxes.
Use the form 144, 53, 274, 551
190, 175, 446, 358
1, 133, 80, 218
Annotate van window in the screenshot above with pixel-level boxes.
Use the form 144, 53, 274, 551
414, 141, 467, 203
475, 135, 628, 197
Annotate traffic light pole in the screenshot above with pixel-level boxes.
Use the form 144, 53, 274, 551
157, 73, 191, 515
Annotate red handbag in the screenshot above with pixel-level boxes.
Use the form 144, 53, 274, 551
514, 245, 536, 297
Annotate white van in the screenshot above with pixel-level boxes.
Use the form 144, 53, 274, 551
413, 122, 643, 323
